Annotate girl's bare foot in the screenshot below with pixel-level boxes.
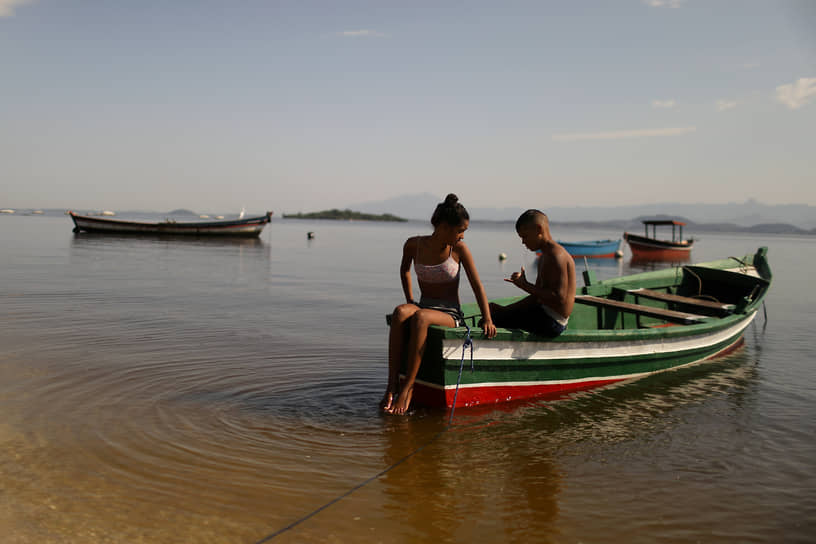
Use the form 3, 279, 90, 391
387, 386, 413, 415
379, 390, 396, 412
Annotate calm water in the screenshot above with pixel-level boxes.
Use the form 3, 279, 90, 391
1, 214, 814, 543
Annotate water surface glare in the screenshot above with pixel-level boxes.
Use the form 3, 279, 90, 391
1, 214, 814, 543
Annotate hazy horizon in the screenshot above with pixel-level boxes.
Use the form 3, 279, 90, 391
2, 1, 814, 212
3, 195, 814, 213
4, 194, 816, 230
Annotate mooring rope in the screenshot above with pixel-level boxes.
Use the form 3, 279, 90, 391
449, 322, 473, 425
254, 324, 475, 543
762, 301, 769, 331
728, 255, 750, 274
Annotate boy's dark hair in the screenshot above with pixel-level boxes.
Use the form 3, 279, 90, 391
431, 193, 470, 227
515, 209, 546, 232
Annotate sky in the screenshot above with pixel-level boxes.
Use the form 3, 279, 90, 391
1, 0, 814, 214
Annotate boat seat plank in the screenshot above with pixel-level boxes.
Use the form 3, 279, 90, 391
575, 295, 708, 325
627, 288, 735, 314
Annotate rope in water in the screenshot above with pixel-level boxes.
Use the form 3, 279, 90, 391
448, 322, 474, 425
254, 324, 474, 543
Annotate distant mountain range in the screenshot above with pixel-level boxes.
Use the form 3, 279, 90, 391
347, 193, 816, 234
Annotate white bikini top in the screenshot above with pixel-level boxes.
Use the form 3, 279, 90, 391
414, 243, 460, 284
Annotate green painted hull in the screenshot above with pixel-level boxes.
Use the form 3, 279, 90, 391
403, 248, 772, 408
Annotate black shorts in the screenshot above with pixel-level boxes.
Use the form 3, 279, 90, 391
416, 298, 465, 327
494, 304, 566, 337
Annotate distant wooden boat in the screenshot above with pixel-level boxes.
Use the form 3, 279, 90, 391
558, 239, 623, 258
624, 219, 693, 260
69, 211, 273, 237
390, 247, 771, 409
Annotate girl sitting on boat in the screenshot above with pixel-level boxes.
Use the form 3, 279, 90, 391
382, 194, 497, 415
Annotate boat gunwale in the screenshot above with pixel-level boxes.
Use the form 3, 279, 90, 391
435, 308, 757, 342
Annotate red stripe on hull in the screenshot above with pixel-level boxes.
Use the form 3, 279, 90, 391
629, 246, 691, 261
410, 377, 625, 409
710, 335, 745, 357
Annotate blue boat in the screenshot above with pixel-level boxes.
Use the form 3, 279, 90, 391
558, 238, 623, 258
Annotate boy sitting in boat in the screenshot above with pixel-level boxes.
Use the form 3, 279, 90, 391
489, 209, 575, 337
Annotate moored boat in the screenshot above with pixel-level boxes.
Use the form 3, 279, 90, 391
391, 247, 771, 409
69, 211, 273, 237
624, 219, 693, 260
558, 239, 623, 258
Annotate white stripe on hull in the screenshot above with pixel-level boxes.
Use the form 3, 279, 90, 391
440, 312, 755, 362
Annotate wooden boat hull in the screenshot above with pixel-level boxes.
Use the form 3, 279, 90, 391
624, 232, 693, 260
69, 211, 273, 237
409, 312, 753, 408
397, 248, 771, 409
559, 239, 622, 258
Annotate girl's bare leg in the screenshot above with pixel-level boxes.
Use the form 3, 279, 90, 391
389, 309, 455, 415
381, 304, 418, 411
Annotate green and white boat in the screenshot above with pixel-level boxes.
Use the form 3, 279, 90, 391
397, 247, 772, 409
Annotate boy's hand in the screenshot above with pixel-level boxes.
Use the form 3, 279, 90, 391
504, 266, 528, 288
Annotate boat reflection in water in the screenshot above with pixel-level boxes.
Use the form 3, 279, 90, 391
71, 231, 266, 248
629, 253, 691, 271
576, 254, 625, 275
380, 414, 561, 542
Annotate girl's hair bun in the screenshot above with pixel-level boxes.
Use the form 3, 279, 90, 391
431, 193, 469, 227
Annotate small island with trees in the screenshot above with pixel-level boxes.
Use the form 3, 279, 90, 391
282, 209, 408, 222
